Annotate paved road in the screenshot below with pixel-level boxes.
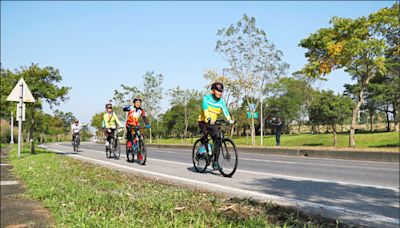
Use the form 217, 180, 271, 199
43, 142, 400, 227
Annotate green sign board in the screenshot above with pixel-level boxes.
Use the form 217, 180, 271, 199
247, 112, 259, 119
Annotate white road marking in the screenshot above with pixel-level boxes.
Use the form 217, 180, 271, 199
147, 146, 399, 165
1, 181, 19, 186
0, 163, 11, 166
148, 148, 398, 170
40, 146, 400, 226
50, 144, 400, 192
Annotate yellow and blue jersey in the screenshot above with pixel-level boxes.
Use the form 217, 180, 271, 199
198, 93, 231, 122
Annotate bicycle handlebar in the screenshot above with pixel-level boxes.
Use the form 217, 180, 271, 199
215, 119, 236, 125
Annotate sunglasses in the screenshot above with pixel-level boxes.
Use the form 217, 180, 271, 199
107, 107, 112, 109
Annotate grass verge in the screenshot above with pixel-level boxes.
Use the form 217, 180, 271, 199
149, 132, 399, 150
9, 146, 347, 227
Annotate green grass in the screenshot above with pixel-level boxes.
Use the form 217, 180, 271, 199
149, 132, 399, 149
8, 146, 345, 227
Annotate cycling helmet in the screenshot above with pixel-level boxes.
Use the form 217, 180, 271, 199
133, 97, 142, 103
211, 82, 224, 92
105, 103, 112, 109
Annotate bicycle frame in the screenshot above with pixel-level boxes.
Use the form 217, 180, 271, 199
128, 126, 144, 152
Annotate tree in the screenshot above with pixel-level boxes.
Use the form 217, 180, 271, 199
308, 90, 353, 146
168, 87, 201, 141
267, 77, 313, 134
142, 71, 163, 143
113, 71, 163, 143
297, 4, 398, 146
1, 63, 70, 152
216, 14, 288, 145
90, 112, 105, 138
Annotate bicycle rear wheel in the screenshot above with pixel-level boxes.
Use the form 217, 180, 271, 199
192, 139, 208, 173
218, 138, 238, 177
137, 139, 147, 165
126, 142, 134, 162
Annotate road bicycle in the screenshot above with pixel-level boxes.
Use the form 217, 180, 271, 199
126, 125, 147, 165
192, 119, 238, 177
105, 128, 122, 159
72, 133, 80, 152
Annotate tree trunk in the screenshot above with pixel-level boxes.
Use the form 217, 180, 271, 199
184, 108, 188, 143
349, 100, 362, 147
349, 75, 372, 147
332, 124, 337, 147
251, 115, 255, 146
149, 118, 153, 143
394, 105, 399, 132
298, 121, 302, 134
369, 110, 374, 132
385, 104, 390, 132
29, 109, 35, 154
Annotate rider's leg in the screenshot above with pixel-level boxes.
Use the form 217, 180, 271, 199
198, 121, 208, 153
208, 124, 222, 169
126, 126, 133, 148
104, 129, 111, 146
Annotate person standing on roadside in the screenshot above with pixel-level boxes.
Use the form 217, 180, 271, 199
272, 117, 283, 146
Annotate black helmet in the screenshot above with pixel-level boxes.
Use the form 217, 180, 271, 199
133, 97, 142, 103
211, 82, 224, 92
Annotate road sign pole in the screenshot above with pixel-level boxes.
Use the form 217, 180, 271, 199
10, 111, 14, 144
17, 82, 24, 159
260, 99, 263, 146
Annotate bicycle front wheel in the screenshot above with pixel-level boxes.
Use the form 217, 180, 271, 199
114, 139, 121, 160
192, 139, 208, 173
137, 140, 147, 165
218, 138, 238, 177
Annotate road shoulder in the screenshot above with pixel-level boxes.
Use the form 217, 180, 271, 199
1, 145, 54, 228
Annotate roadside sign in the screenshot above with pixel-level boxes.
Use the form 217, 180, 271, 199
247, 112, 259, 119
7, 78, 35, 159
16, 103, 26, 122
7, 78, 35, 102
248, 103, 256, 112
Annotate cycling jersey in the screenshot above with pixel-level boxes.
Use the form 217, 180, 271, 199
102, 112, 122, 129
123, 106, 148, 127
198, 93, 231, 122
71, 124, 82, 134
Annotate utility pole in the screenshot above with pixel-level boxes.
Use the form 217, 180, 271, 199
10, 111, 14, 144
260, 99, 263, 146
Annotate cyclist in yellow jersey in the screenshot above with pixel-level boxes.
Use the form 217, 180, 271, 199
198, 82, 235, 170
102, 103, 122, 147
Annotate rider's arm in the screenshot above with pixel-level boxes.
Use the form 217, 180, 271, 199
141, 109, 149, 125
114, 113, 122, 127
123, 105, 131, 112
102, 113, 107, 128
221, 99, 232, 121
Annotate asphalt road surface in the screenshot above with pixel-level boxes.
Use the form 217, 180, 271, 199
42, 142, 400, 227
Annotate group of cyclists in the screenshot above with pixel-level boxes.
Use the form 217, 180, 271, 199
71, 82, 235, 170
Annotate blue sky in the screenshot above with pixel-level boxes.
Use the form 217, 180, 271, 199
1, 1, 394, 123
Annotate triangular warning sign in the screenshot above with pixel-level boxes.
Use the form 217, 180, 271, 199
6, 78, 36, 103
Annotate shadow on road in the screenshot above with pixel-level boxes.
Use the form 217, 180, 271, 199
242, 177, 400, 223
